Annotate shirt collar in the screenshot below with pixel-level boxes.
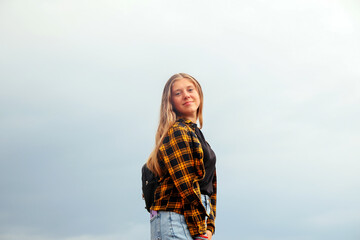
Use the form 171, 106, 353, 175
177, 118, 198, 129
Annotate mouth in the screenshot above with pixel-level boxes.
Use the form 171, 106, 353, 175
183, 101, 193, 106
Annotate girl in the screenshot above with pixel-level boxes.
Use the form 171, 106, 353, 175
147, 73, 217, 240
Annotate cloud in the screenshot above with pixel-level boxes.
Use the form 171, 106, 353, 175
1, 0, 360, 239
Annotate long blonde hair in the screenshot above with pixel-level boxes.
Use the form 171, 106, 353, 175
147, 73, 204, 176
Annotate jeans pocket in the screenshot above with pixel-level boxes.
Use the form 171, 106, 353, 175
150, 214, 158, 223
150, 212, 161, 240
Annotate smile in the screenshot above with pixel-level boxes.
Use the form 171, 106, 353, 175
183, 101, 193, 106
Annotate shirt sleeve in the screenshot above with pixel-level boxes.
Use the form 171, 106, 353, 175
159, 124, 205, 208
206, 169, 217, 234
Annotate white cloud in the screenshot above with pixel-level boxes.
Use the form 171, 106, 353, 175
1, 0, 360, 240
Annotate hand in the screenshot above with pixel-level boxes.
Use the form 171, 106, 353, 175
206, 230, 212, 240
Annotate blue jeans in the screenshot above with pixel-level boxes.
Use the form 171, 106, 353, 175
150, 194, 211, 240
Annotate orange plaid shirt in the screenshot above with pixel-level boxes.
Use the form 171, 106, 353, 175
151, 119, 217, 237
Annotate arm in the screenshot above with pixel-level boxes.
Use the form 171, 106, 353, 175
160, 124, 205, 208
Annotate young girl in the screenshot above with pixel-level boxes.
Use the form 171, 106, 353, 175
147, 73, 217, 240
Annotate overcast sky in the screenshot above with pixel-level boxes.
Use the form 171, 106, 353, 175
1, 0, 360, 240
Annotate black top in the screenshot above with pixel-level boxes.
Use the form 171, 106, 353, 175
195, 126, 216, 196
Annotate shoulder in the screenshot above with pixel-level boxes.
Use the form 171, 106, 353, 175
163, 120, 195, 143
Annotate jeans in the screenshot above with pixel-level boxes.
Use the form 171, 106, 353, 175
150, 194, 211, 240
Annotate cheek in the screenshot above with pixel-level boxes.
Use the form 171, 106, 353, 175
172, 98, 182, 109
195, 94, 200, 103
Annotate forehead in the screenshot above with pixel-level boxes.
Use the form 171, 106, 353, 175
171, 78, 195, 91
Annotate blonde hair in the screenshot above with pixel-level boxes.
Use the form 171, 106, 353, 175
147, 73, 204, 176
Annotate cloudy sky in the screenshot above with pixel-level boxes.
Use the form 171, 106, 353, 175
1, 0, 360, 239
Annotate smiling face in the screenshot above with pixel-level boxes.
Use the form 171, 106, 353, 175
171, 78, 201, 123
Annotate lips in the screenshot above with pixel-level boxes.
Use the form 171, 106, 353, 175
183, 101, 193, 106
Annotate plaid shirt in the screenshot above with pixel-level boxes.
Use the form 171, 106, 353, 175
151, 119, 217, 237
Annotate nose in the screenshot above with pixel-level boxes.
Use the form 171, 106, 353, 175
184, 91, 190, 99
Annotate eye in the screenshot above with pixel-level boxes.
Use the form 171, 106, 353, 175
174, 92, 181, 96
188, 88, 193, 92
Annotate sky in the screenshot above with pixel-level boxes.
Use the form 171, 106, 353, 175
1, 0, 360, 239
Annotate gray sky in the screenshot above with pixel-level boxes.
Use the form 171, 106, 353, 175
1, 0, 360, 239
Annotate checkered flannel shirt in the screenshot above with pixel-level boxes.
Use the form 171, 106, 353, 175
151, 119, 217, 237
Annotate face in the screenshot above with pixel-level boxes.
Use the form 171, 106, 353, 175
171, 78, 200, 122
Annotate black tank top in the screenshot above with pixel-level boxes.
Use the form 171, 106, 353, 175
195, 126, 216, 196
